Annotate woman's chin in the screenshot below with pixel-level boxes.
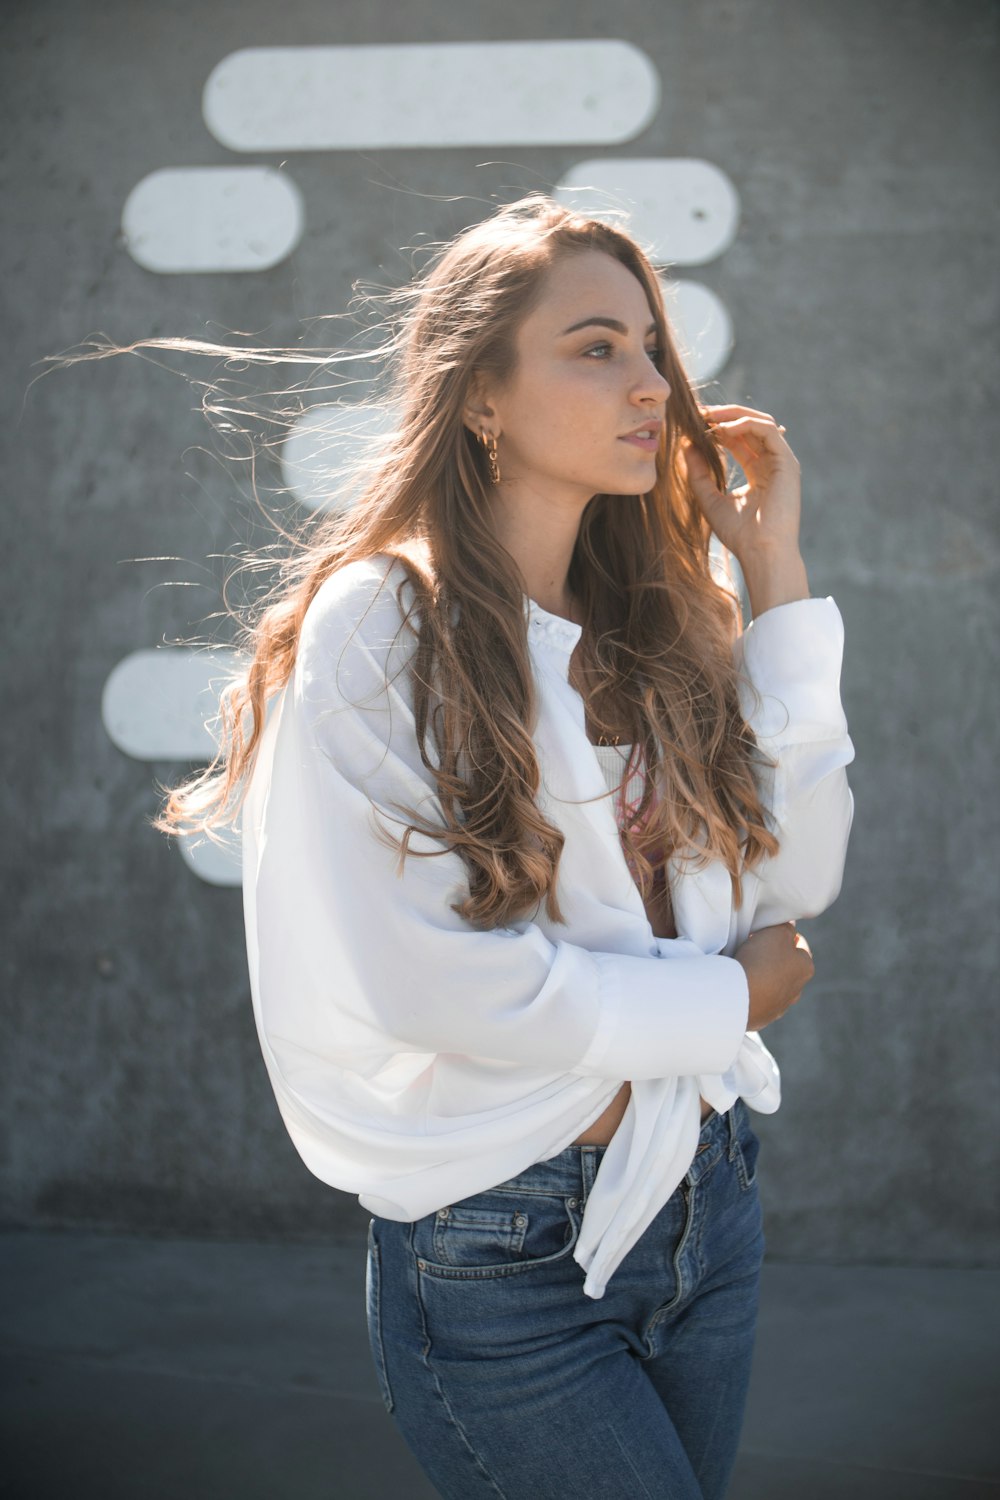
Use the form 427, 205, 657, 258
604, 468, 657, 497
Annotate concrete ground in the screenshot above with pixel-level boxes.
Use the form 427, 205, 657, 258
1, 1230, 997, 1499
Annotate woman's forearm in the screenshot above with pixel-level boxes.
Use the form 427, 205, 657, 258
740, 547, 811, 618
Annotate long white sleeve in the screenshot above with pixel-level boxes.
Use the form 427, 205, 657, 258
734, 596, 856, 926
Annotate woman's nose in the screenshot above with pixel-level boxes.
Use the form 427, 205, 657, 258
632, 352, 671, 404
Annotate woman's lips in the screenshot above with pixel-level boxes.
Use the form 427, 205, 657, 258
619, 433, 660, 452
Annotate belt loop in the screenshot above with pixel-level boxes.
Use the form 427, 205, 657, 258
580, 1145, 597, 1200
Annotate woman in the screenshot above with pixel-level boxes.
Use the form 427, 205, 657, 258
163, 195, 855, 1497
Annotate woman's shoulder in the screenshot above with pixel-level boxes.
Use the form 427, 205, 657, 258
304, 551, 420, 648
297, 551, 427, 711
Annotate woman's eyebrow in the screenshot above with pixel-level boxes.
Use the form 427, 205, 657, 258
559, 316, 659, 337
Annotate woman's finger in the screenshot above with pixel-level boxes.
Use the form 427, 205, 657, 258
702, 406, 787, 435
700, 402, 777, 424
705, 415, 793, 452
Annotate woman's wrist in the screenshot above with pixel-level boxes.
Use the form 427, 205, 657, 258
739, 547, 811, 618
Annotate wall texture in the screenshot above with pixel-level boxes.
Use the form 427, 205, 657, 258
3, 0, 997, 1265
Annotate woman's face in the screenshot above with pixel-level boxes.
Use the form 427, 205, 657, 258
470, 248, 672, 506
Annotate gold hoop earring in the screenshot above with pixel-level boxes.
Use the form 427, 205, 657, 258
480, 430, 501, 484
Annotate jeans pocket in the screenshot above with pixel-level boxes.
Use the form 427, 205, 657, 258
365, 1220, 394, 1414
733, 1108, 761, 1192
416, 1189, 581, 1280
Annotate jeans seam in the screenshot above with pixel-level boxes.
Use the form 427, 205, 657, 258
411, 1242, 512, 1498
366, 1222, 394, 1415
733, 1125, 760, 1192
646, 1177, 697, 1335
735, 1150, 758, 1192
607, 1415, 672, 1499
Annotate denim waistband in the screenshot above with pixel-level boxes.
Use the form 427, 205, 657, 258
487, 1099, 746, 1202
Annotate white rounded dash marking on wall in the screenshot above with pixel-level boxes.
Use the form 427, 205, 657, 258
122, 167, 304, 273
555, 159, 739, 266
178, 826, 244, 887
203, 42, 659, 150
102, 648, 246, 760
661, 279, 734, 384
281, 403, 400, 512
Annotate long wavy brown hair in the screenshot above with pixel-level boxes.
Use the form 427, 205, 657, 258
50, 193, 781, 928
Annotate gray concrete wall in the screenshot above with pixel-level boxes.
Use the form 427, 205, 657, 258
3, 0, 997, 1265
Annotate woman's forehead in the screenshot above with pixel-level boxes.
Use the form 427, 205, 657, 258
522, 251, 655, 337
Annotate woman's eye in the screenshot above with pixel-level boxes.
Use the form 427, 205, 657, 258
583, 343, 662, 361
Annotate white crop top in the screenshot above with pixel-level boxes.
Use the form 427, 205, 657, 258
591, 741, 640, 806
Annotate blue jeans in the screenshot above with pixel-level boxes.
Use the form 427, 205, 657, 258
365, 1097, 765, 1499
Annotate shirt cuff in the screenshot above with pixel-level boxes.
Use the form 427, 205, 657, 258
735, 596, 848, 737
577, 951, 750, 1080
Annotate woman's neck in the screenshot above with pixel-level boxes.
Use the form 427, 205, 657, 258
484, 490, 586, 622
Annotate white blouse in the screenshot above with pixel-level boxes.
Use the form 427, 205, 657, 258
241, 552, 855, 1299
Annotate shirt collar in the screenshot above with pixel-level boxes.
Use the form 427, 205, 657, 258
524, 597, 583, 657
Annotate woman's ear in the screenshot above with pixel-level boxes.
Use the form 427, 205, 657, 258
462, 376, 498, 438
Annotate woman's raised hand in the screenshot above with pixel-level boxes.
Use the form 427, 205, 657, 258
733, 920, 815, 1032
679, 403, 802, 566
